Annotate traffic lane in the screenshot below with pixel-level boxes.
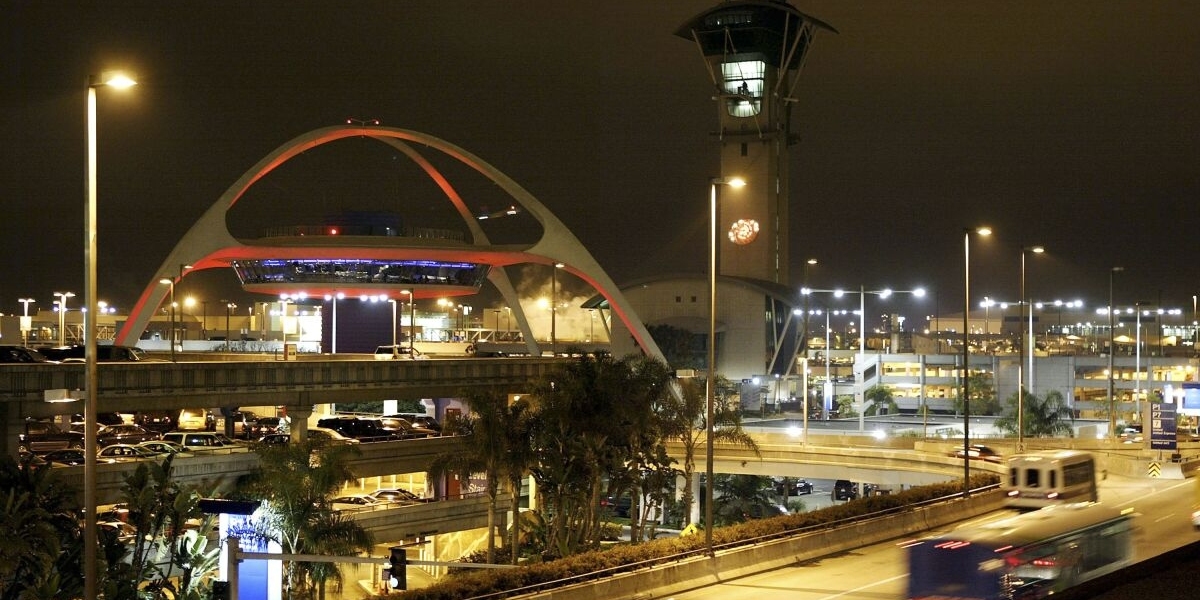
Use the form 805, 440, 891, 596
667, 479, 1195, 600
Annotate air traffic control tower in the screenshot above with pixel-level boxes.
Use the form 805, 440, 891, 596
676, 0, 836, 287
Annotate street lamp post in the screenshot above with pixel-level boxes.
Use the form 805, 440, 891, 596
1017, 245, 1044, 450
403, 290, 415, 352
388, 299, 399, 353
159, 279, 176, 359
18, 298, 35, 346
706, 176, 744, 555
53, 291, 75, 346
324, 292, 344, 353
1108, 267, 1124, 439
550, 263, 563, 355
225, 302, 236, 342
84, 70, 136, 600
963, 226, 992, 496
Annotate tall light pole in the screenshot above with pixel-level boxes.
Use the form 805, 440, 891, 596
550, 263, 563, 355
53, 292, 75, 345
706, 176, 744, 555
18, 298, 35, 346
159, 279, 175, 359
1108, 267, 1124, 439
324, 292, 344, 353
802, 286, 926, 431
386, 298, 399, 354
403, 290, 416, 353
963, 226, 991, 496
84, 69, 136, 600
182, 296, 196, 341
225, 302, 236, 343
1017, 245, 1044, 450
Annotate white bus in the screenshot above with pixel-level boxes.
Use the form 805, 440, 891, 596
907, 502, 1135, 599
1002, 450, 1098, 509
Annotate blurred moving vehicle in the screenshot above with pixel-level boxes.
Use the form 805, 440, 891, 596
951, 444, 1003, 463
907, 502, 1134, 599
1002, 450, 1098, 509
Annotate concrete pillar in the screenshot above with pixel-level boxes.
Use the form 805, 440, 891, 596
285, 405, 312, 442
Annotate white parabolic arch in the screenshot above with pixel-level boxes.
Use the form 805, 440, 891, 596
116, 125, 665, 363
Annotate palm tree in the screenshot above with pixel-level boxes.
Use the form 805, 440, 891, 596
711, 475, 779, 525
428, 389, 536, 564
659, 376, 759, 528
0, 454, 82, 600
863, 385, 899, 416
237, 438, 371, 599
996, 389, 1074, 438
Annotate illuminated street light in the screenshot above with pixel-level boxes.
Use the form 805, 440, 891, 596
962, 226, 992, 496
1018, 245, 1044, 450
84, 69, 136, 600
18, 298, 35, 346
1108, 267, 1124, 439
53, 292, 75, 346
324, 291, 345, 353
705, 175, 744, 556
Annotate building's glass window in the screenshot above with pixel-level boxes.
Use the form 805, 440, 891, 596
721, 60, 764, 117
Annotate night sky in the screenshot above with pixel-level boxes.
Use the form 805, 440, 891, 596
3, 1, 1198, 325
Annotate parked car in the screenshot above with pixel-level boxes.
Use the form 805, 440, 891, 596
0, 345, 54, 363
95, 424, 160, 446
379, 415, 437, 439
373, 345, 428, 360
36, 344, 155, 362
248, 416, 288, 439
317, 417, 401, 442
71, 412, 125, 427
160, 431, 242, 450
330, 494, 384, 512
308, 427, 360, 446
41, 448, 89, 466
136, 440, 190, 456
386, 412, 442, 434
832, 480, 858, 501
98, 444, 161, 461
773, 477, 814, 496
600, 495, 633, 518
136, 410, 177, 433
367, 488, 424, 504
224, 410, 261, 439
177, 408, 216, 431
18, 419, 85, 454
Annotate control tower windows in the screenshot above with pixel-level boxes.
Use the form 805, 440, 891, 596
721, 60, 764, 117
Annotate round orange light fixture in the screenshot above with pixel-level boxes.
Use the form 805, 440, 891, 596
728, 219, 760, 245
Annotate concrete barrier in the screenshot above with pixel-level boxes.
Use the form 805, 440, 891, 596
517, 490, 1006, 600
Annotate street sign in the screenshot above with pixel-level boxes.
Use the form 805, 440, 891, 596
1149, 402, 1177, 451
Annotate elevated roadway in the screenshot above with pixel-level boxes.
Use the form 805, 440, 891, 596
0, 356, 564, 456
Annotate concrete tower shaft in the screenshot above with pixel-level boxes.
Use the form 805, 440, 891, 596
677, 0, 836, 285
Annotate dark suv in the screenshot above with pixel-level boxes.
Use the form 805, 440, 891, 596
832, 480, 858, 501
18, 419, 85, 454
317, 417, 400, 442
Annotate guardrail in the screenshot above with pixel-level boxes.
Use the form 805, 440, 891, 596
475, 484, 1004, 600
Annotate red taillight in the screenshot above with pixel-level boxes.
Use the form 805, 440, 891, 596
1031, 558, 1056, 567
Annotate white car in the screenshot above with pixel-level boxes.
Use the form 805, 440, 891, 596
330, 494, 383, 512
